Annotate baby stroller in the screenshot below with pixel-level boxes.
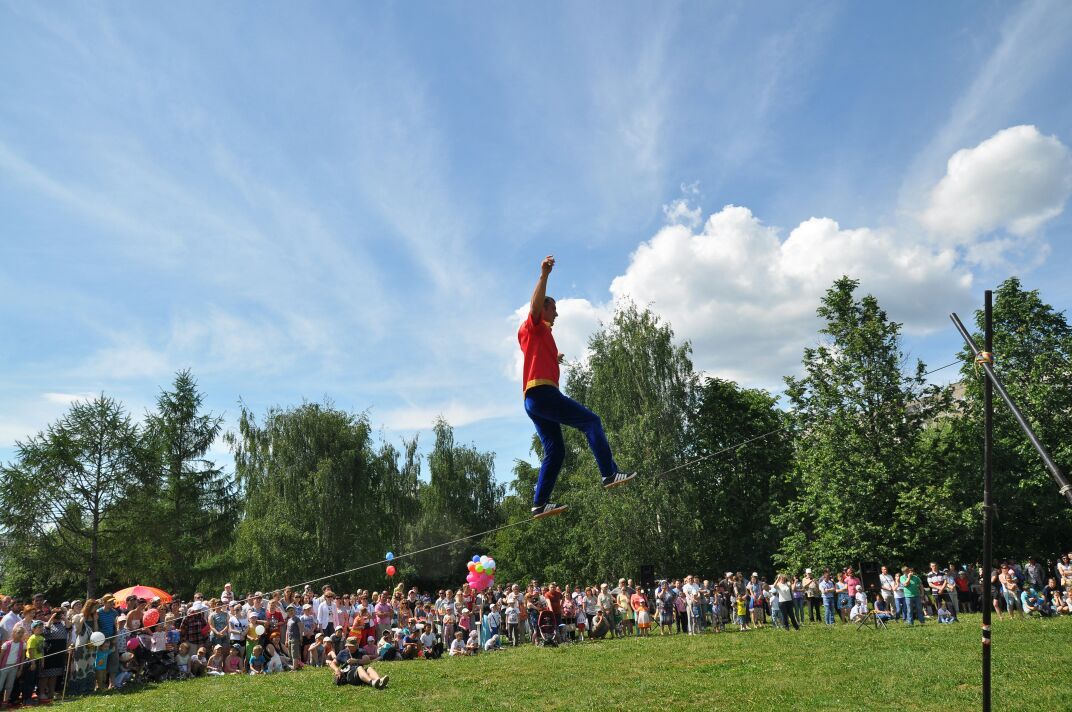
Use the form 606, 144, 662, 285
535, 610, 558, 647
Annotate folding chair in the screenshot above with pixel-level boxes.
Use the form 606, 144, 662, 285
855, 610, 889, 630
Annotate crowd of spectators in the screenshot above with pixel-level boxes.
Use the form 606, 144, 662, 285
0, 552, 1069, 703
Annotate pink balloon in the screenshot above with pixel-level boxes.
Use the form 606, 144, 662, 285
143, 608, 160, 628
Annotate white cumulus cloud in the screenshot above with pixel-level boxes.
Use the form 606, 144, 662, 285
920, 125, 1072, 242
607, 206, 974, 388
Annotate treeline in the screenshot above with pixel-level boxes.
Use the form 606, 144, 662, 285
2, 277, 1070, 600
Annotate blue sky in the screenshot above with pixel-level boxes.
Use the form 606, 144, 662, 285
2, 0, 1071, 480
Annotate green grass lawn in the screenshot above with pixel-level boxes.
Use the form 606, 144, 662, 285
65, 614, 1068, 711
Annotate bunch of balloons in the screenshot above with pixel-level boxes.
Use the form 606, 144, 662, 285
385, 551, 396, 577
466, 554, 496, 591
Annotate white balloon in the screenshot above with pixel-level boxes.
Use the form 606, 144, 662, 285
480, 556, 490, 566
90, 632, 106, 646
255, 625, 265, 636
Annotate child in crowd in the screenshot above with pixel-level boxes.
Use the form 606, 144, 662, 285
192, 647, 207, 676
149, 623, 167, 653
457, 609, 472, 640
23, 620, 45, 703
419, 625, 439, 659
248, 645, 266, 675
505, 602, 520, 646
166, 615, 181, 648
657, 594, 673, 635
362, 636, 377, 660
448, 631, 466, 656
0, 627, 26, 706
483, 633, 500, 651
770, 593, 783, 629
735, 593, 750, 631
176, 642, 192, 677
93, 640, 112, 691
465, 629, 480, 655
223, 644, 243, 674
636, 601, 651, 637
114, 651, 137, 689
485, 604, 501, 641
206, 645, 226, 675
245, 620, 260, 664
937, 602, 955, 624
308, 633, 325, 667
442, 613, 455, 645
575, 606, 587, 643
711, 596, 724, 633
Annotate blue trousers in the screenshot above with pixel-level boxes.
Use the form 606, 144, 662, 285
524, 386, 617, 506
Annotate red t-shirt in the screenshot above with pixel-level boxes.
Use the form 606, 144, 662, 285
545, 589, 564, 616
518, 313, 559, 392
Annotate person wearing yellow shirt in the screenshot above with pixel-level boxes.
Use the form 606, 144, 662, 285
22, 619, 45, 704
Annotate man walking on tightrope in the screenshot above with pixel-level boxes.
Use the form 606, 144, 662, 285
519, 255, 636, 519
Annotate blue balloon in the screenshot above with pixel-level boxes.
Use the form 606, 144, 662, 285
386, 552, 394, 561
472, 555, 481, 563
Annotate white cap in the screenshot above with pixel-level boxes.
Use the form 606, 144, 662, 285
805, 568, 812, 574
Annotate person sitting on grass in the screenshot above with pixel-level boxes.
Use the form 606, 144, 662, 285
114, 651, 138, 689
1020, 586, 1049, 617
327, 637, 388, 689
377, 630, 401, 661
307, 633, 326, 667
483, 633, 501, 652
937, 602, 955, 624
849, 597, 867, 623
223, 644, 243, 674
248, 644, 266, 675
400, 628, 420, 660
588, 609, 611, 640
448, 631, 466, 656
206, 645, 226, 675
465, 629, 480, 655
419, 625, 439, 659
175, 642, 192, 677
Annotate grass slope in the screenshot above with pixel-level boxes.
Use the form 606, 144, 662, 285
67, 615, 1068, 711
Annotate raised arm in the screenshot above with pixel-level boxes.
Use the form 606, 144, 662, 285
529, 255, 555, 319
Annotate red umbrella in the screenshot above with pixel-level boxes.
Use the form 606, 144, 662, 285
113, 585, 173, 609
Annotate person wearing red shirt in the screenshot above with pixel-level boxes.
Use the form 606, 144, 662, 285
544, 584, 564, 628
519, 255, 636, 519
